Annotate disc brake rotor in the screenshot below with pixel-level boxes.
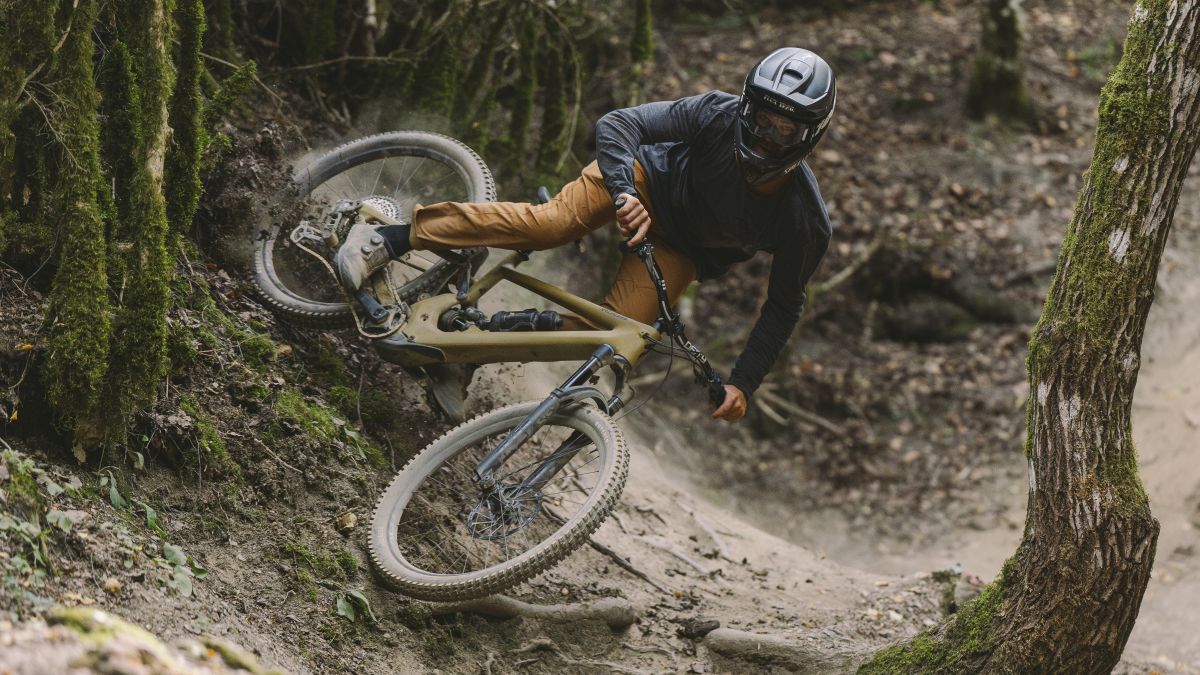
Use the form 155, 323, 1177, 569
466, 484, 544, 541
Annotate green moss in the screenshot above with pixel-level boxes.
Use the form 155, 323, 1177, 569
1, 450, 43, 524
103, 0, 178, 444
305, 342, 353, 388
289, 0, 337, 64
98, 41, 142, 233
165, 0, 207, 236
237, 331, 277, 372
272, 388, 338, 442
859, 560, 1012, 673
199, 636, 281, 675
281, 539, 354, 581
167, 318, 200, 371
629, 0, 654, 65
965, 0, 1033, 121
41, 0, 112, 447
180, 397, 241, 478
202, 60, 256, 133
335, 550, 358, 579
294, 568, 318, 602
0, 0, 55, 216
396, 602, 433, 630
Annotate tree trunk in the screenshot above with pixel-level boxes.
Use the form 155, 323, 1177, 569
165, 0, 207, 236
966, 0, 1033, 121
41, 0, 112, 445
628, 0, 653, 106
862, 1, 1200, 671
105, 0, 176, 437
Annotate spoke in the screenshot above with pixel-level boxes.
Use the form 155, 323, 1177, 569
370, 157, 387, 196
496, 438, 594, 481
397, 156, 426, 197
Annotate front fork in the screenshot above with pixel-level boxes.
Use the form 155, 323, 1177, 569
472, 344, 630, 491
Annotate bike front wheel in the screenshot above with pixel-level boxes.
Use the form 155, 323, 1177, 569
370, 401, 628, 601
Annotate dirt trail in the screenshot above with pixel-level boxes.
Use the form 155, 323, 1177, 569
1121, 242, 1200, 673
616, 218, 1200, 673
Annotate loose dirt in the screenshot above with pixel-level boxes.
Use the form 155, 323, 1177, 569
5, 0, 1200, 672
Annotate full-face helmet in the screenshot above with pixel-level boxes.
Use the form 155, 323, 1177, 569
736, 48, 837, 185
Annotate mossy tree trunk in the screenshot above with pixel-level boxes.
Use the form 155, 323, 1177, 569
628, 0, 653, 106
105, 0, 176, 436
537, 36, 571, 176
0, 1, 58, 256
454, 4, 508, 146
165, 0, 206, 236
966, 0, 1033, 121
41, 0, 112, 447
507, 13, 538, 165
99, 41, 141, 256
862, 1, 1200, 671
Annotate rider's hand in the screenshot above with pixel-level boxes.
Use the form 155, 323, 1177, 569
710, 384, 747, 423
615, 193, 651, 245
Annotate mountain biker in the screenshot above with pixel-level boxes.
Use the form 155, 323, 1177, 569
335, 47, 835, 424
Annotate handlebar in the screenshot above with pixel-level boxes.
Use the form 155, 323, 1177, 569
615, 198, 726, 410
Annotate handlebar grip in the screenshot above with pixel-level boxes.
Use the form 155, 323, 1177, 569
708, 379, 726, 408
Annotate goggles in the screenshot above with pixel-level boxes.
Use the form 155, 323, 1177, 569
739, 101, 816, 151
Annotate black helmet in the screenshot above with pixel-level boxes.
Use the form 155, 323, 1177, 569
735, 48, 837, 185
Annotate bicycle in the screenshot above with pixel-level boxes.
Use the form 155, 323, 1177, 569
252, 130, 725, 601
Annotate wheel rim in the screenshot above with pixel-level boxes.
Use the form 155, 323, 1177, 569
263, 143, 483, 312
391, 413, 610, 579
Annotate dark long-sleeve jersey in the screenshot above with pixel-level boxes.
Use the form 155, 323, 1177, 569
594, 90, 831, 397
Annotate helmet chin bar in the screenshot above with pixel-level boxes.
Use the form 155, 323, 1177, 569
734, 123, 811, 185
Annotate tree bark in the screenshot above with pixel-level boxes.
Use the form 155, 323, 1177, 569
41, 0, 112, 445
105, 0, 176, 437
862, 1, 1200, 671
966, 0, 1033, 121
165, 0, 207, 236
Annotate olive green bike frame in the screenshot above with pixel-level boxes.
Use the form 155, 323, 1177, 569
376, 249, 662, 371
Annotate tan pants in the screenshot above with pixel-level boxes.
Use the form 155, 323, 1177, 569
410, 161, 697, 326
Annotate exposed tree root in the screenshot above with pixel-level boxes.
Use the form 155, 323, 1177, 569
702, 627, 864, 674
510, 637, 651, 674
431, 594, 638, 630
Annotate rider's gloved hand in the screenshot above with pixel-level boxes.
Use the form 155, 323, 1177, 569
710, 384, 747, 423
615, 193, 651, 245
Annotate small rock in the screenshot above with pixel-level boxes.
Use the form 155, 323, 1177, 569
874, 580, 889, 587
887, 610, 903, 622
676, 618, 720, 639
335, 512, 358, 534
102, 578, 122, 595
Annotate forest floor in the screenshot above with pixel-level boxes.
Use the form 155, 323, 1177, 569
4, 0, 1200, 673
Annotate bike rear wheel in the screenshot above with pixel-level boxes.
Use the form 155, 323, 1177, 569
370, 401, 628, 601
253, 131, 496, 328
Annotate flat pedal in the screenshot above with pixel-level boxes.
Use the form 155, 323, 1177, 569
358, 300, 409, 338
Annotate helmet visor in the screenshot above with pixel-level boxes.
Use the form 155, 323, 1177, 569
739, 101, 815, 156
